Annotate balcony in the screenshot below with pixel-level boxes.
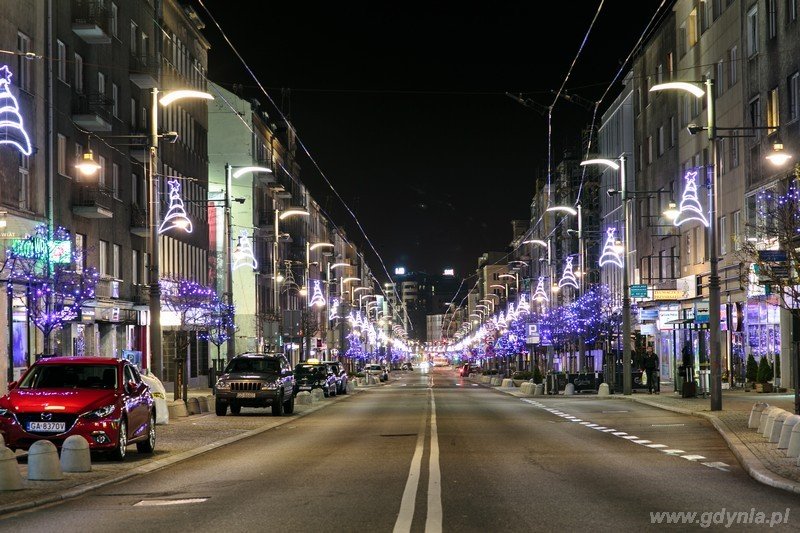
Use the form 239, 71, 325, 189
129, 54, 158, 89
72, 93, 113, 132
72, 184, 113, 218
72, 0, 111, 44
130, 203, 148, 237
268, 183, 293, 200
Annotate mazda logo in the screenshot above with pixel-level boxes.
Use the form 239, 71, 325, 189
40, 412, 52, 421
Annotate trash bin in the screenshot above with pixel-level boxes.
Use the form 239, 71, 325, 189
682, 365, 696, 398
208, 366, 216, 388
676, 365, 684, 394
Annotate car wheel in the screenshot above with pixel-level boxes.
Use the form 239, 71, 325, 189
284, 393, 294, 415
230, 403, 241, 415
136, 411, 156, 454
272, 392, 284, 416
110, 418, 127, 461
215, 399, 227, 416
331, 384, 337, 397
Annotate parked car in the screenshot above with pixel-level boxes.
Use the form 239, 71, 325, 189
0, 356, 156, 461
294, 361, 338, 397
321, 360, 348, 395
401, 362, 414, 371
214, 353, 295, 416
364, 364, 388, 382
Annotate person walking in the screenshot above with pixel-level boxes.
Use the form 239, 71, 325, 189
643, 344, 659, 394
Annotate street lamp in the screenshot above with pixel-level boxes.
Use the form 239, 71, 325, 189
274, 207, 310, 354
581, 155, 632, 395
489, 284, 509, 299
148, 87, 213, 380
498, 273, 519, 295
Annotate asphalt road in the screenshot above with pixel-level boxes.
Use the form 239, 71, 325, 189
1, 367, 798, 532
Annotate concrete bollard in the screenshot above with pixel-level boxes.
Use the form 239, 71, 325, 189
296, 391, 312, 405
519, 382, 533, 395
787, 424, 800, 458
534, 383, 544, 396
597, 383, 610, 396
196, 396, 210, 413
763, 409, 786, 439
347, 381, 356, 392
748, 402, 769, 429
60, 435, 91, 473
311, 388, 324, 402
768, 411, 791, 443
564, 383, 575, 396
778, 415, 800, 449
27, 440, 63, 481
187, 397, 201, 415
167, 400, 189, 419
759, 406, 780, 434
500, 379, 515, 388
0, 446, 23, 491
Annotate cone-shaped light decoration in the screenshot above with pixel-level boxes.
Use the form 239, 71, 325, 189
329, 298, 340, 320
559, 256, 579, 290
598, 228, 624, 268
533, 276, 549, 302
0, 65, 32, 156
232, 230, 258, 271
308, 279, 326, 307
158, 180, 193, 234
674, 168, 709, 227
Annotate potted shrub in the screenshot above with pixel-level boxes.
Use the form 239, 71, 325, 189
756, 356, 774, 393
745, 353, 759, 391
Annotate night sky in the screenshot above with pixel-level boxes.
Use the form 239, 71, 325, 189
196, 1, 667, 283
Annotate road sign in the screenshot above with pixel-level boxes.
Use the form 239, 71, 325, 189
630, 284, 648, 298
526, 323, 540, 344
759, 250, 787, 262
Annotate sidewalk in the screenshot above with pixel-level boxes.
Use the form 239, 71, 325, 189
496, 379, 800, 494
0, 384, 367, 516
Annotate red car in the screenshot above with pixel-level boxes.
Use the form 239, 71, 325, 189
0, 357, 156, 461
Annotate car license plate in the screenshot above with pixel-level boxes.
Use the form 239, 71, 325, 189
27, 421, 66, 432
237, 392, 256, 399
299, 386, 311, 390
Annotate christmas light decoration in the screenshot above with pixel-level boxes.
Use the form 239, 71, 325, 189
0, 65, 32, 155
329, 298, 340, 320
232, 230, 258, 271
559, 256, 579, 290
533, 276, 549, 302
674, 168, 709, 227
159, 180, 193, 234
598, 227, 624, 268
308, 279, 325, 307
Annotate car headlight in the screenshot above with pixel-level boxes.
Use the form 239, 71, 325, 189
261, 381, 279, 390
215, 380, 230, 390
82, 404, 117, 419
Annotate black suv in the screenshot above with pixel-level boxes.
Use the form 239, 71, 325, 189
321, 360, 348, 395
214, 353, 296, 416
293, 361, 338, 397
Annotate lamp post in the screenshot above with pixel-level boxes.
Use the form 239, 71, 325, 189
273, 207, 310, 355
650, 78, 722, 411
148, 88, 213, 379
581, 156, 631, 395
498, 273, 519, 296
490, 284, 509, 300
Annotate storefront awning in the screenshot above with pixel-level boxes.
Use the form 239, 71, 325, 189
664, 318, 708, 330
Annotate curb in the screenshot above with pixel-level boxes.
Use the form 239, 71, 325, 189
0, 388, 361, 516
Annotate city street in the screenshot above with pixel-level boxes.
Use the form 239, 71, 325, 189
1, 368, 797, 532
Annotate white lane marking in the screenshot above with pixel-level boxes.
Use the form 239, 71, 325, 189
633, 440, 652, 445
602, 429, 617, 432
593, 426, 607, 430
585, 423, 598, 427
570, 419, 583, 422
612, 432, 628, 436
471, 383, 479, 387
646, 444, 668, 449
579, 422, 592, 425
681, 454, 706, 461
702, 461, 731, 472
662, 449, 686, 455
651, 423, 685, 427
393, 400, 428, 533
621, 435, 640, 440
134, 498, 208, 507
426, 391, 443, 533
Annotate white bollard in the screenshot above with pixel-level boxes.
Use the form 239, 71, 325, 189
60, 435, 91, 473
534, 383, 544, 396
764, 409, 786, 439
187, 397, 201, 415
778, 415, 800, 449
296, 391, 312, 405
0, 446, 23, 491
27, 440, 63, 481
500, 379, 515, 388
759, 406, 780, 434
768, 411, 791, 443
597, 383, 610, 396
564, 383, 575, 396
310, 388, 324, 402
347, 381, 356, 392
787, 424, 800, 458
519, 382, 533, 395
748, 402, 769, 429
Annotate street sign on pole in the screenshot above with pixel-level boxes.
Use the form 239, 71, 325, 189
526, 323, 540, 344
758, 250, 788, 262
630, 284, 648, 298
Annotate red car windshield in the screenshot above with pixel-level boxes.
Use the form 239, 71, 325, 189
18, 364, 118, 390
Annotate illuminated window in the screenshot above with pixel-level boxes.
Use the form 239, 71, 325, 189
767, 87, 780, 134
687, 9, 698, 48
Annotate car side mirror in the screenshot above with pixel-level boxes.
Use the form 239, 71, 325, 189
125, 380, 137, 394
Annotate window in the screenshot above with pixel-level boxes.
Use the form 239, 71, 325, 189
768, 0, 777, 39
57, 134, 66, 175
112, 244, 120, 279
733, 210, 741, 251
667, 52, 674, 80
99, 240, 109, 276
749, 96, 762, 138
141, 33, 149, 58
98, 155, 106, 188
790, 0, 798, 22
112, 83, 118, 117
687, 8, 698, 48
18, 153, 29, 210
636, 88, 642, 115
56, 40, 66, 81
702, 0, 713, 32
112, 163, 119, 198
143, 252, 149, 285
132, 250, 139, 285
670, 116, 677, 147
716, 60, 724, 95
130, 98, 137, 129
657, 125, 665, 156
647, 136, 653, 164
656, 63, 663, 84
130, 22, 138, 55
16, 32, 30, 92
110, 3, 118, 37
728, 46, 738, 87
767, 87, 780, 133
97, 72, 105, 97
718, 138, 727, 175
694, 226, 703, 264
747, 6, 759, 57
74, 53, 83, 93
75, 234, 85, 273
789, 72, 799, 122
730, 137, 740, 168
74, 142, 83, 179
719, 215, 728, 255
131, 172, 140, 205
